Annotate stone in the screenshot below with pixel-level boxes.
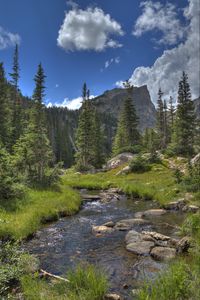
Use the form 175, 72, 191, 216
125, 230, 142, 244
132, 289, 140, 296
176, 236, 191, 253
142, 209, 167, 217
126, 241, 155, 255
150, 246, 176, 261
81, 194, 101, 201
104, 294, 121, 300
164, 199, 187, 211
115, 218, 150, 230
191, 153, 200, 166
102, 221, 115, 228
183, 205, 199, 213
142, 231, 170, 241
116, 166, 131, 176
105, 153, 135, 170
92, 225, 113, 234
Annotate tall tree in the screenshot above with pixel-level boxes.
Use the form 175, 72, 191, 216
156, 88, 165, 149
168, 96, 175, 142
113, 80, 139, 154
174, 72, 196, 156
0, 63, 11, 147
75, 83, 94, 169
9, 44, 20, 90
14, 64, 53, 185
9, 44, 23, 146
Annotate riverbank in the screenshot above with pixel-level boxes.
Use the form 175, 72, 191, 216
0, 180, 81, 241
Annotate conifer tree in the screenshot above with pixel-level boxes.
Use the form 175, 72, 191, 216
113, 80, 139, 154
0, 63, 11, 148
174, 72, 196, 156
168, 96, 175, 142
156, 88, 165, 149
75, 83, 94, 169
9, 44, 23, 146
14, 64, 53, 185
91, 110, 104, 168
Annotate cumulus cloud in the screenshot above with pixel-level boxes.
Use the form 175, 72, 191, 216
133, 1, 186, 45
57, 6, 124, 51
47, 95, 96, 110
0, 26, 21, 50
128, 0, 200, 104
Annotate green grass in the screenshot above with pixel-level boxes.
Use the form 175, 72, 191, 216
21, 264, 108, 300
0, 179, 81, 240
64, 163, 183, 205
136, 213, 200, 300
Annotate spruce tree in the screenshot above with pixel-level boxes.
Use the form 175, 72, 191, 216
91, 110, 104, 168
168, 96, 175, 142
113, 80, 139, 154
9, 44, 23, 146
156, 88, 165, 149
14, 64, 53, 185
174, 72, 196, 156
75, 83, 94, 169
0, 63, 11, 148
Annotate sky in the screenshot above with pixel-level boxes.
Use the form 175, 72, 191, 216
0, 0, 199, 109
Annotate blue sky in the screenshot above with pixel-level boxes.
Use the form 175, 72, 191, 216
0, 0, 199, 108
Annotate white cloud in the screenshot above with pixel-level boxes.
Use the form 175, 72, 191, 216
0, 26, 21, 50
133, 1, 186, 45
47, 95, 96, 110
57, 6, 124, 51
127, 0, 200, 104
101, 57, 120, 72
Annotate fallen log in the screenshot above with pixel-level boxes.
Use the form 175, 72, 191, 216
40, 269, 70, 283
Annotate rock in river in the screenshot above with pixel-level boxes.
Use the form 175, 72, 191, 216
126, 241, 155, 255
150, 246, 176, 261
92, 225, 114, 234
115, 218, 150, 231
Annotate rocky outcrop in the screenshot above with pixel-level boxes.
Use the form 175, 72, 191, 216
105, 153, 134, 170
125, 230, 191, 260
115, 218, 150, 231
94, 85, 156, 131
150, 247, 176, 261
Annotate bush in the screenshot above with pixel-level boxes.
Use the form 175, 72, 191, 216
148, 151, 162, 164
129, 155, 151, 173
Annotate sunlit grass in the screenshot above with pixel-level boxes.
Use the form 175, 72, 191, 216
0, 180, 81, 240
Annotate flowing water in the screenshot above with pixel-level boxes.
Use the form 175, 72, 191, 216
24, 191, 186, 299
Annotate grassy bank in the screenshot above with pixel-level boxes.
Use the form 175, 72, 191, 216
0, 179, 81, 240
137, 213, 200, 300
21, 264, 108, 300
64, 163, 185, 205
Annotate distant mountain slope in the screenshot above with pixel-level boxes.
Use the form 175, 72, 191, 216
194, 97, 200, 118
93, 85, 156, 132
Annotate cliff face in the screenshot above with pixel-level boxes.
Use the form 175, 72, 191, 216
93, 85, 156, 131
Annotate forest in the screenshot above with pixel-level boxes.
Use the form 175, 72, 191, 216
0, 44, 200, 300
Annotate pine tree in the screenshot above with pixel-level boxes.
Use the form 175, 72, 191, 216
0, 63, 11, 147
9, 44, 23, 146
174, 72, 196, 156
14, 64, 54, 185
90, 110, 104, 168
113, 80, 139, 154
163, 99, 169, 147
75, 83, 94, 169
156, 88, 165, 149
168, 96, 175, 142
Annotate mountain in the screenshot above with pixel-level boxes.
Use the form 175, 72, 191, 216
194, 97, 200, 118
93, 85, 156, 132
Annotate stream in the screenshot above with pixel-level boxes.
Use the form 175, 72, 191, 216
24, 190, 186, 299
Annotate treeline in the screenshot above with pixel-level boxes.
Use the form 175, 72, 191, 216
0, 46, 60, 200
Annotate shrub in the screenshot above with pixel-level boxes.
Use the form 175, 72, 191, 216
129, 155, 151, 173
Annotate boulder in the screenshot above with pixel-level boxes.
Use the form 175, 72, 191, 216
102, 221, 115, 228
92, 225, 113, 234
164, 199, 187, 211
138, 209, 167, 217
104, 294, 121, 300
100, 192, 121, 203
182, 205, 199, 213
126, 241, 155, 255
81, 194, 101, 201
116, 166, 131, 176
115, 218, 150, 231
105, 153, 134, 170
150, 246, 176, 261
125, 230, 142, 244
191, 153, 200, 166
176, 236, 191, 253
